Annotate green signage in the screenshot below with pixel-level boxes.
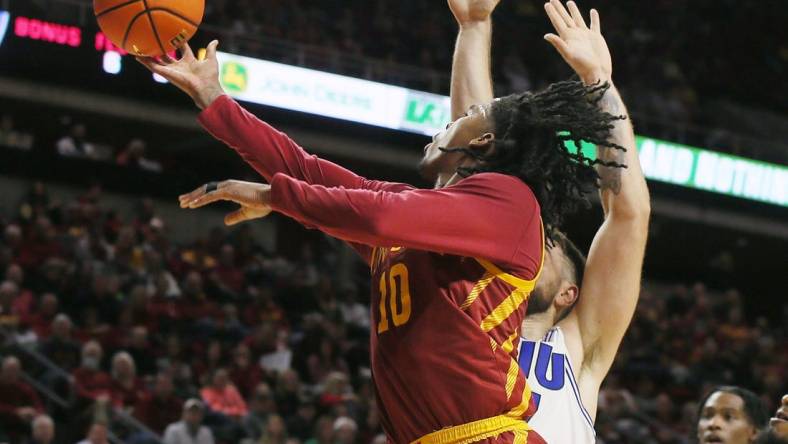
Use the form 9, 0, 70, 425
566, 137, 787, 207
221, 62, 248, 93
404, 96, 449, 127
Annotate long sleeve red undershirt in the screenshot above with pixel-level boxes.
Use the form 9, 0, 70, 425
198, 96, 541, 276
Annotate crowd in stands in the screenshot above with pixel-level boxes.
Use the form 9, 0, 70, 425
0, 180, 785, 444
0, 113, 163, 173
202, 0, 787, 124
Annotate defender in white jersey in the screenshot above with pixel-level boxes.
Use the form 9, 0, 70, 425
448, 1, 651, 442
518, 327, 595, 443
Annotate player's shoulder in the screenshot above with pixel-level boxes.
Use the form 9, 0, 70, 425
457, 172, 536, 199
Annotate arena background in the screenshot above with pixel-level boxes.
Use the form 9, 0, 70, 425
0, 0, 785, 443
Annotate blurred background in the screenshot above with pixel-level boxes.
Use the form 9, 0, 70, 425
0, 0, 785, 443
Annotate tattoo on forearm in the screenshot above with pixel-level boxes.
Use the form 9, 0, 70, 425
597, 91, 627, 194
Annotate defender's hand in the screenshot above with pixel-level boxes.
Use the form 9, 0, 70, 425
448, 0, 502, 26
179, 180, 273, 226
543, 0, 612, 85
137, 40, 224, 109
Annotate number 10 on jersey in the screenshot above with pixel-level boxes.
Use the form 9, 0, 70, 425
377, 263, 412, 333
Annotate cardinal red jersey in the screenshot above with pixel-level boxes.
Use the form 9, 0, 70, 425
199, 96, 545, 443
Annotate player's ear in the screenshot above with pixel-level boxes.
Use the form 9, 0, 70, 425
468, 133, 496, 156
556, 283, 579, 309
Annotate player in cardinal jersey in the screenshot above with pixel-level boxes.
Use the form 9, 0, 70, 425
447, 1, 650, 442
137, 7, 625, 441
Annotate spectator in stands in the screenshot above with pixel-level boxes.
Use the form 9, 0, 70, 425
243, 383, 277, 441
133, 372, 183, 435
126, 326, 157, 376
38, 313, 81, 370
163, 399, 215, 444
28, 293, 59, 339
72, 340, 114, 403
0, 114, 34, 150
259, 414, 288, 444
110, 351, 145, 410
333, 417, 357, 444
116, 139, 163, 173
305, 416, 334, 444
0, 356, 44, 442
697, 386, 769, 444
24, 414, 56, 444
230, 343, 263, 395
0, 280, 22, 330
77, 422, 110, 444
287, 395, 317, 442
200, 367, 248, 419
56, 123, 96, 159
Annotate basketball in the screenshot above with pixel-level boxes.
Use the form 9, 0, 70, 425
93, 0, 205, 57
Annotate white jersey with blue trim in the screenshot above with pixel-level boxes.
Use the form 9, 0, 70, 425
518, 326, 596, 443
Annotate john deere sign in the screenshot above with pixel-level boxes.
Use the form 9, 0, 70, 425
221, 61, 248, 93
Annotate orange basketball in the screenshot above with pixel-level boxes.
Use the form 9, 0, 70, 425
94, 0, 204, 57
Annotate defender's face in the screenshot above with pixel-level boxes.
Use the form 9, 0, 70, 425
527, 244, 564, 316
770, 394, 788, 439
418, 104, 493, 181
698, 392, 757, 444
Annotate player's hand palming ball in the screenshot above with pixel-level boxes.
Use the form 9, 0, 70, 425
94, 0, 205, 57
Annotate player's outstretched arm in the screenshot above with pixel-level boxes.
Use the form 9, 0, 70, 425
544, 0, 650, 415
137, 42, 395, 192
181, 173, 540, 273
448, 0, 501, 120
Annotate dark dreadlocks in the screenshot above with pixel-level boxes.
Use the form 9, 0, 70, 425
443, 80, 627, 242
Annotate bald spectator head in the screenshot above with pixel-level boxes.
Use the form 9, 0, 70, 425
111, 351, 136, 381
81, 340, 103, 370
39, 293, 59, 317
1, 355, 21, 383
51, 313, 72, 339
31, 415, 55, 444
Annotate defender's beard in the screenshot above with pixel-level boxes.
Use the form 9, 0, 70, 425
525, 285, 555, 316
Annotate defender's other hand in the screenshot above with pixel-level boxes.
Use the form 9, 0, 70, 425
179, 180, 273, 226
543, 0, 612, 85
448, 0, 502, 26
136, 40, 224, 109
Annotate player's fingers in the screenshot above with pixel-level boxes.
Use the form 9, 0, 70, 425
544, 34, 570, 58
181, 41, 196, 61
186, 191, 228, 209
178, 182, 218, 207
567, 1, 587, 28
205, 40, 219, 62
544, 3, 568, 34
590, 8, 601, 33
550, 0, 575, 28
160, 52, 176, 65
224, 207, 251, 226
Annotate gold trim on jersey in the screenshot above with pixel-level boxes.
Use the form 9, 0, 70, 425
504, 358, 520, 401
460, 272, 494, 310
507, 382, 533, 418
480, 288, 530, 332
411, 414, 530, 444
501, 329, 520, 355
